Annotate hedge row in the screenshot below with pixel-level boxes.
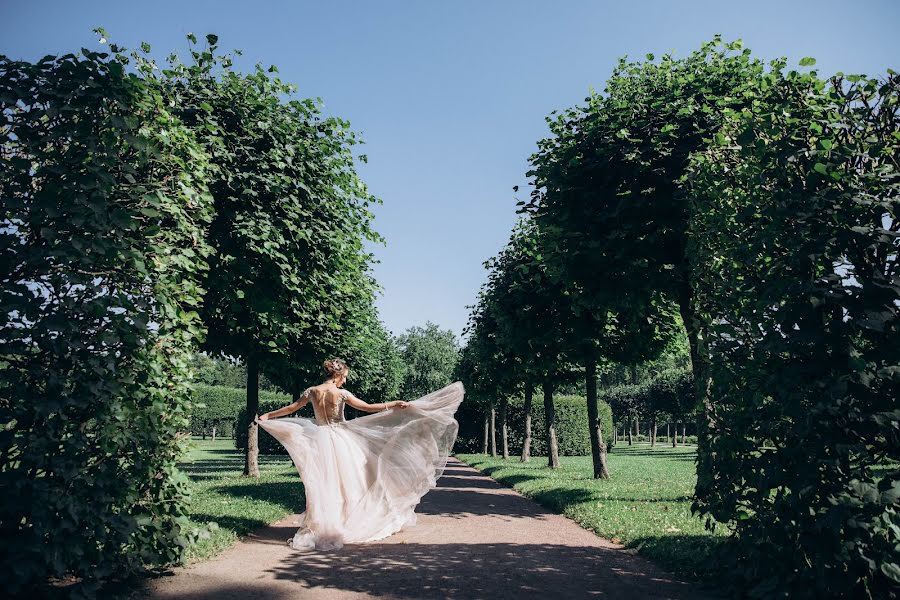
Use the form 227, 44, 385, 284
454, 394, 614, 456
190, 384, 291, 439
235, 397, 314, 454
189, 384, 291, 439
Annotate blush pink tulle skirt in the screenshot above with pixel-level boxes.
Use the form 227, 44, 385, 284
258, 381, 464, 550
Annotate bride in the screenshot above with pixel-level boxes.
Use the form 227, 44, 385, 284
256, 358, 464, 550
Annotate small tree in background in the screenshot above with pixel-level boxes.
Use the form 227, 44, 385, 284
395, 321, 460, 399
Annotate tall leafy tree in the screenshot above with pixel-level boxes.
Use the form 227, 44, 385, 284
478, 218, 580, 468
143, 35, 381, 476
524, 36, 767, 459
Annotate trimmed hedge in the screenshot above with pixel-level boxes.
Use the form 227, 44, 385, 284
455, 394, 613, 457
235, 395, 314, 455
0, 48, 214, 590
190, 385, 292, 440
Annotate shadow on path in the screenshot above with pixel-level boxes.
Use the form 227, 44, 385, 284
142, 457, 720, 600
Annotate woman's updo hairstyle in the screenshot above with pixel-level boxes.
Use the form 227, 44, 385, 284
323, 358, 349, 379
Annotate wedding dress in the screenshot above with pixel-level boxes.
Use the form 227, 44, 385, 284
256, 380, 464, 550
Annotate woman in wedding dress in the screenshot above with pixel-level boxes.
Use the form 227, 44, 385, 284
256, 358, 464, 551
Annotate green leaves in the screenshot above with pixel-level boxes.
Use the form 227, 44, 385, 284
1, 45, 214, 590
150, 32, 385, 398
799, 56, 817, 67
688, 61, 900, 598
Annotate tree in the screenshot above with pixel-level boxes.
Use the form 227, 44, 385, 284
145, 35, 381, 476
395, 321, 460, 399
476, 218, 581, 469
523, 36, 768, 470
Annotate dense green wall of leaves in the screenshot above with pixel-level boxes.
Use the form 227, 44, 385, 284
454, 395, 613, 456
688, 65, 900, 597
0, 49, 213, 590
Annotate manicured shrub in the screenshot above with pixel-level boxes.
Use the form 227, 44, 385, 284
188, 384, 291, 439
689, 65, 900, 597
0, 48, 213, 591
453, 395, 613, 457
234, 394, 310, 455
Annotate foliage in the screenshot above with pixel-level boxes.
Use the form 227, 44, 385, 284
395, 321, 460, 400
139, 34, 381, 391
603, 368, 696, 426
688, 62, 900, 598
0, 47, 213, 590
234, 396, 313, 455
521, 38, 765, 375
189, 352, 282, 392
189, 384, 291, 439
342, 309, 405, 405
454, 394, 613, 456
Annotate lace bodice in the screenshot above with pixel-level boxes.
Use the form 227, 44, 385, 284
305, 386, 353, 426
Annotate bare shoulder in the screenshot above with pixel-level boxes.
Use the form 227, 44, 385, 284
299, 385, 320, 400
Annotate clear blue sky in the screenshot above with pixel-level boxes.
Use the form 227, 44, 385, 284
5, 1, 899, 340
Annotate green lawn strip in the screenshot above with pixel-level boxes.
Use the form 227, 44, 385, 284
179, 439, 305, 561
456, 444, 732, 580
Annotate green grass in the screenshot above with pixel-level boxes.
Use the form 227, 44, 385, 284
457, 443, 732, 580
179, 438, 305, 561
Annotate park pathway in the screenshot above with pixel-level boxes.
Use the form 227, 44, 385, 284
141, 458, 715, 600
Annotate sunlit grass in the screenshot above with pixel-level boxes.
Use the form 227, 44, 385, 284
179, 439, 304, 561
457, 443, 732, 580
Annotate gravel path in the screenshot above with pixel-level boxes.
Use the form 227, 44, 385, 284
141, 457, 716, 599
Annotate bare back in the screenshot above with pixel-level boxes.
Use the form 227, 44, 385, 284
305, 384, 354, 425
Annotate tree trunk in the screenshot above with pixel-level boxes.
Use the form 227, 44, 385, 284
542, 380, 560, 469
627, 421, 633, 445
673, 421, 679, 447
492, 407, 499, 455
521, 386, 533, 462
212, 425, 217, 443
500, 396, 509, 459
650, 416, 657, 447
681, 423, 687, 445
667, 422, 671, 444
482, 411, 489, 454
586, 357, 610, 479
244, 355, 260, 478
677, 283, 714, 491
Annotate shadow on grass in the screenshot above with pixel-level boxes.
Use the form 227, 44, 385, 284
212, 481, 306, 513
527, 487, 598, 511
190, 513, 274, 535
496, 474, 539, 487
629, 533, 734, 581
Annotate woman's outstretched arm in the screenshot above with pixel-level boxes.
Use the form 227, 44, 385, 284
258, 388, 312, 421
342, 390, 408, 413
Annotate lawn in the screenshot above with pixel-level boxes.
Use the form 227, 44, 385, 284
456, 443, 732, 580
179, 438, 305, 561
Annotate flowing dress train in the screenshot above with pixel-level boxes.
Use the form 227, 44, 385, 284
257, 381, 464, 550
